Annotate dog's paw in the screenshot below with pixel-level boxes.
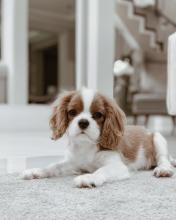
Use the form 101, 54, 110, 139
21, 168, 47, 180
153, 165, 174, 178
74, 174, 105, 188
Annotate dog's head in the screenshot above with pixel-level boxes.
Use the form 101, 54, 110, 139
49, 88, 126, 150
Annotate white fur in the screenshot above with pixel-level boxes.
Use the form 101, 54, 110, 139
67, 88, 99, 144
153, 132, 174, 177
22, 142, 130, 187
128, 147, 149, 171
22, 89, 175, 187
74, 151, 130, 187
22, 88, 130, 187
67, 112, 100, 143
81, 87, 95, 112
169, 155, 176, 167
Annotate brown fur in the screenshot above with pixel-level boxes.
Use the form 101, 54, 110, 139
118, 125, 156, 168
90, 94, 106, 129
91, 94, 126, 150
67, 93, 83, 118
49, 91, 83, 140
50, 90, 156, 168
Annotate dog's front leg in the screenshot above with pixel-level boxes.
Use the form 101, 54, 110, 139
22, 159, 76, 180
74, 152, 130, 188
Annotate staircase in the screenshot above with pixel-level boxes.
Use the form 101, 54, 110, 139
133, 0, 176, 52
117, 0, 160, 50
116, 0, 176, 61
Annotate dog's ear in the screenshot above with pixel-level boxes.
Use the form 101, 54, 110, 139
99, 96, 126, 150
49, 91, 75, 140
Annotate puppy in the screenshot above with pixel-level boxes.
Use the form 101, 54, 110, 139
22, 88, 176, 188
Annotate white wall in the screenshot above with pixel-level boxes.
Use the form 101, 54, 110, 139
140, 62, 167, 93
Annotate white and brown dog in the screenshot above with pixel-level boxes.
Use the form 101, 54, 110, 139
22, 88, 176, 187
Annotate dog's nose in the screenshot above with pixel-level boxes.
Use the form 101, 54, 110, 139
78, 119, 89, 130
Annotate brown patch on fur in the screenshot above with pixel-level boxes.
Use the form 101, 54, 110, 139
49, 91, 83, 140
67, 93, 84, 118
91, 94, 126, 150
118, 125, 156, 167
118, 126, 141, 161
90, 94, 106, 129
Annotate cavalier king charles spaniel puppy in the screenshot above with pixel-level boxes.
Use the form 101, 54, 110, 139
22, 88, 176, 188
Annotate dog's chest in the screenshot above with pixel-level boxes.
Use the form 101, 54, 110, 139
70, 144, 98, 172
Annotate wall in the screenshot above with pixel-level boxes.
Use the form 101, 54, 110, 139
140, 62, 167, 94
58, 31, 75, 91
0, 63, 8, 103
158, 0, 176, 24
0, 72, 7, 103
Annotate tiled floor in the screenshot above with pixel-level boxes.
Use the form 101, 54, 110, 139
0, 132, 66, 174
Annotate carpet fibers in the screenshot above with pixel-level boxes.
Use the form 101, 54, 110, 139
0, 171, 176, 220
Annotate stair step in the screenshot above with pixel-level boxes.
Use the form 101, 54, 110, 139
117, 0, 159, 49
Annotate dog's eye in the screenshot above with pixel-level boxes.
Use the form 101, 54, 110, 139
68, 109, 77, 117
93, 112, 103, 119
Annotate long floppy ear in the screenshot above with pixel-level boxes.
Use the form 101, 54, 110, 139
49, 91, 75, 140
99, 96, 126, 150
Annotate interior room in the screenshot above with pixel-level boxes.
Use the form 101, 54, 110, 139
0, 0, 176, 219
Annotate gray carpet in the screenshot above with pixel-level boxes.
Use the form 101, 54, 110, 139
0, 171, 176, 220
